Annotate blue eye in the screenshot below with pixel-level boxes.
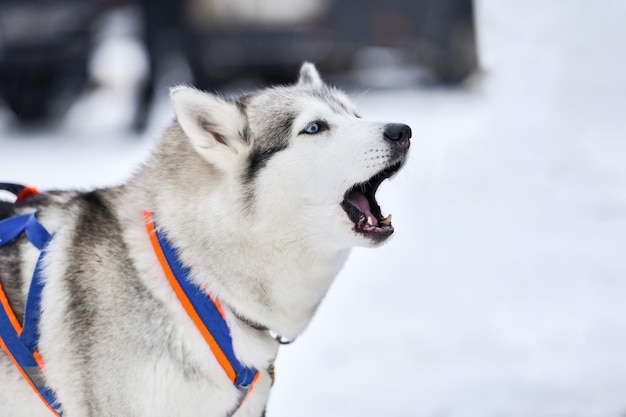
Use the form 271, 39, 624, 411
304, 122, 320, 134
302, 121, 328, 135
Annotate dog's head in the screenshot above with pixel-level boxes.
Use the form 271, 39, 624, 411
170, 63, 411, 249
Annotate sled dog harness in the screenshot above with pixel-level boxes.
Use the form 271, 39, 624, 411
0, 183, 62, 416
144, 210, 261, 406
0, 184, 259, 416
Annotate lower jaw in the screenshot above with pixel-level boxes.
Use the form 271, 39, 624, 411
341, 201, 394, 242
353, 222, 394, 243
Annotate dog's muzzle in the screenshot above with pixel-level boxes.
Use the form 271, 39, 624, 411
341, 123, 411, 243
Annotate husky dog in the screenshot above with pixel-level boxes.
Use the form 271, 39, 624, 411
0, 63, 411, 417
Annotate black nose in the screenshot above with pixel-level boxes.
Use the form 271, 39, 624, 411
383, 123, 412, 148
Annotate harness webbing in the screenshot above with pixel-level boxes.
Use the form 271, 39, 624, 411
0, 183, 39, 202
144, 211, 260, 400
0, 185, 62, 416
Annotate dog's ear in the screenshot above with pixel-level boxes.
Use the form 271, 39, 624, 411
297, 62, 323, 88
170, 86, 248, 168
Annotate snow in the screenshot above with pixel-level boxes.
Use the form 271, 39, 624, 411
2, 0, 626, 416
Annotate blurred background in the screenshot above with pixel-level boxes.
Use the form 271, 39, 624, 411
0, 0, 476, 130
2, 1, 626, 417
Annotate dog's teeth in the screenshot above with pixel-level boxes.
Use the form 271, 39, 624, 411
380, 214, 392, 226
367, 216, 374, 226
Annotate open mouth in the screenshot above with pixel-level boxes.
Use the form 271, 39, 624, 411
341, 161, 403, 242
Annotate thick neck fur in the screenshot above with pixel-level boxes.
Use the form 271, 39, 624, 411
130, 122, 350, 340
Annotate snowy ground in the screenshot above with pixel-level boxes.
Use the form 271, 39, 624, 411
2, 1, 626, 416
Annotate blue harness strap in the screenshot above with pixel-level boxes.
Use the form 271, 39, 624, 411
146, 212, 259, 385
0, 184, 62, 416
145, 211, 260, 414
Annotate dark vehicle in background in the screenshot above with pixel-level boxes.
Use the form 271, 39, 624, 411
176, 0, 477, 89
0, 0, 114, 122
135, 0, 476, 129
0, 0, 476, 128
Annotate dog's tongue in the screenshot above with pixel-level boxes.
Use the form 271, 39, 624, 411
346, 190, 378, 226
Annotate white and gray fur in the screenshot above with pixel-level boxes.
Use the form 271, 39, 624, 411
0, 63, 410, 417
